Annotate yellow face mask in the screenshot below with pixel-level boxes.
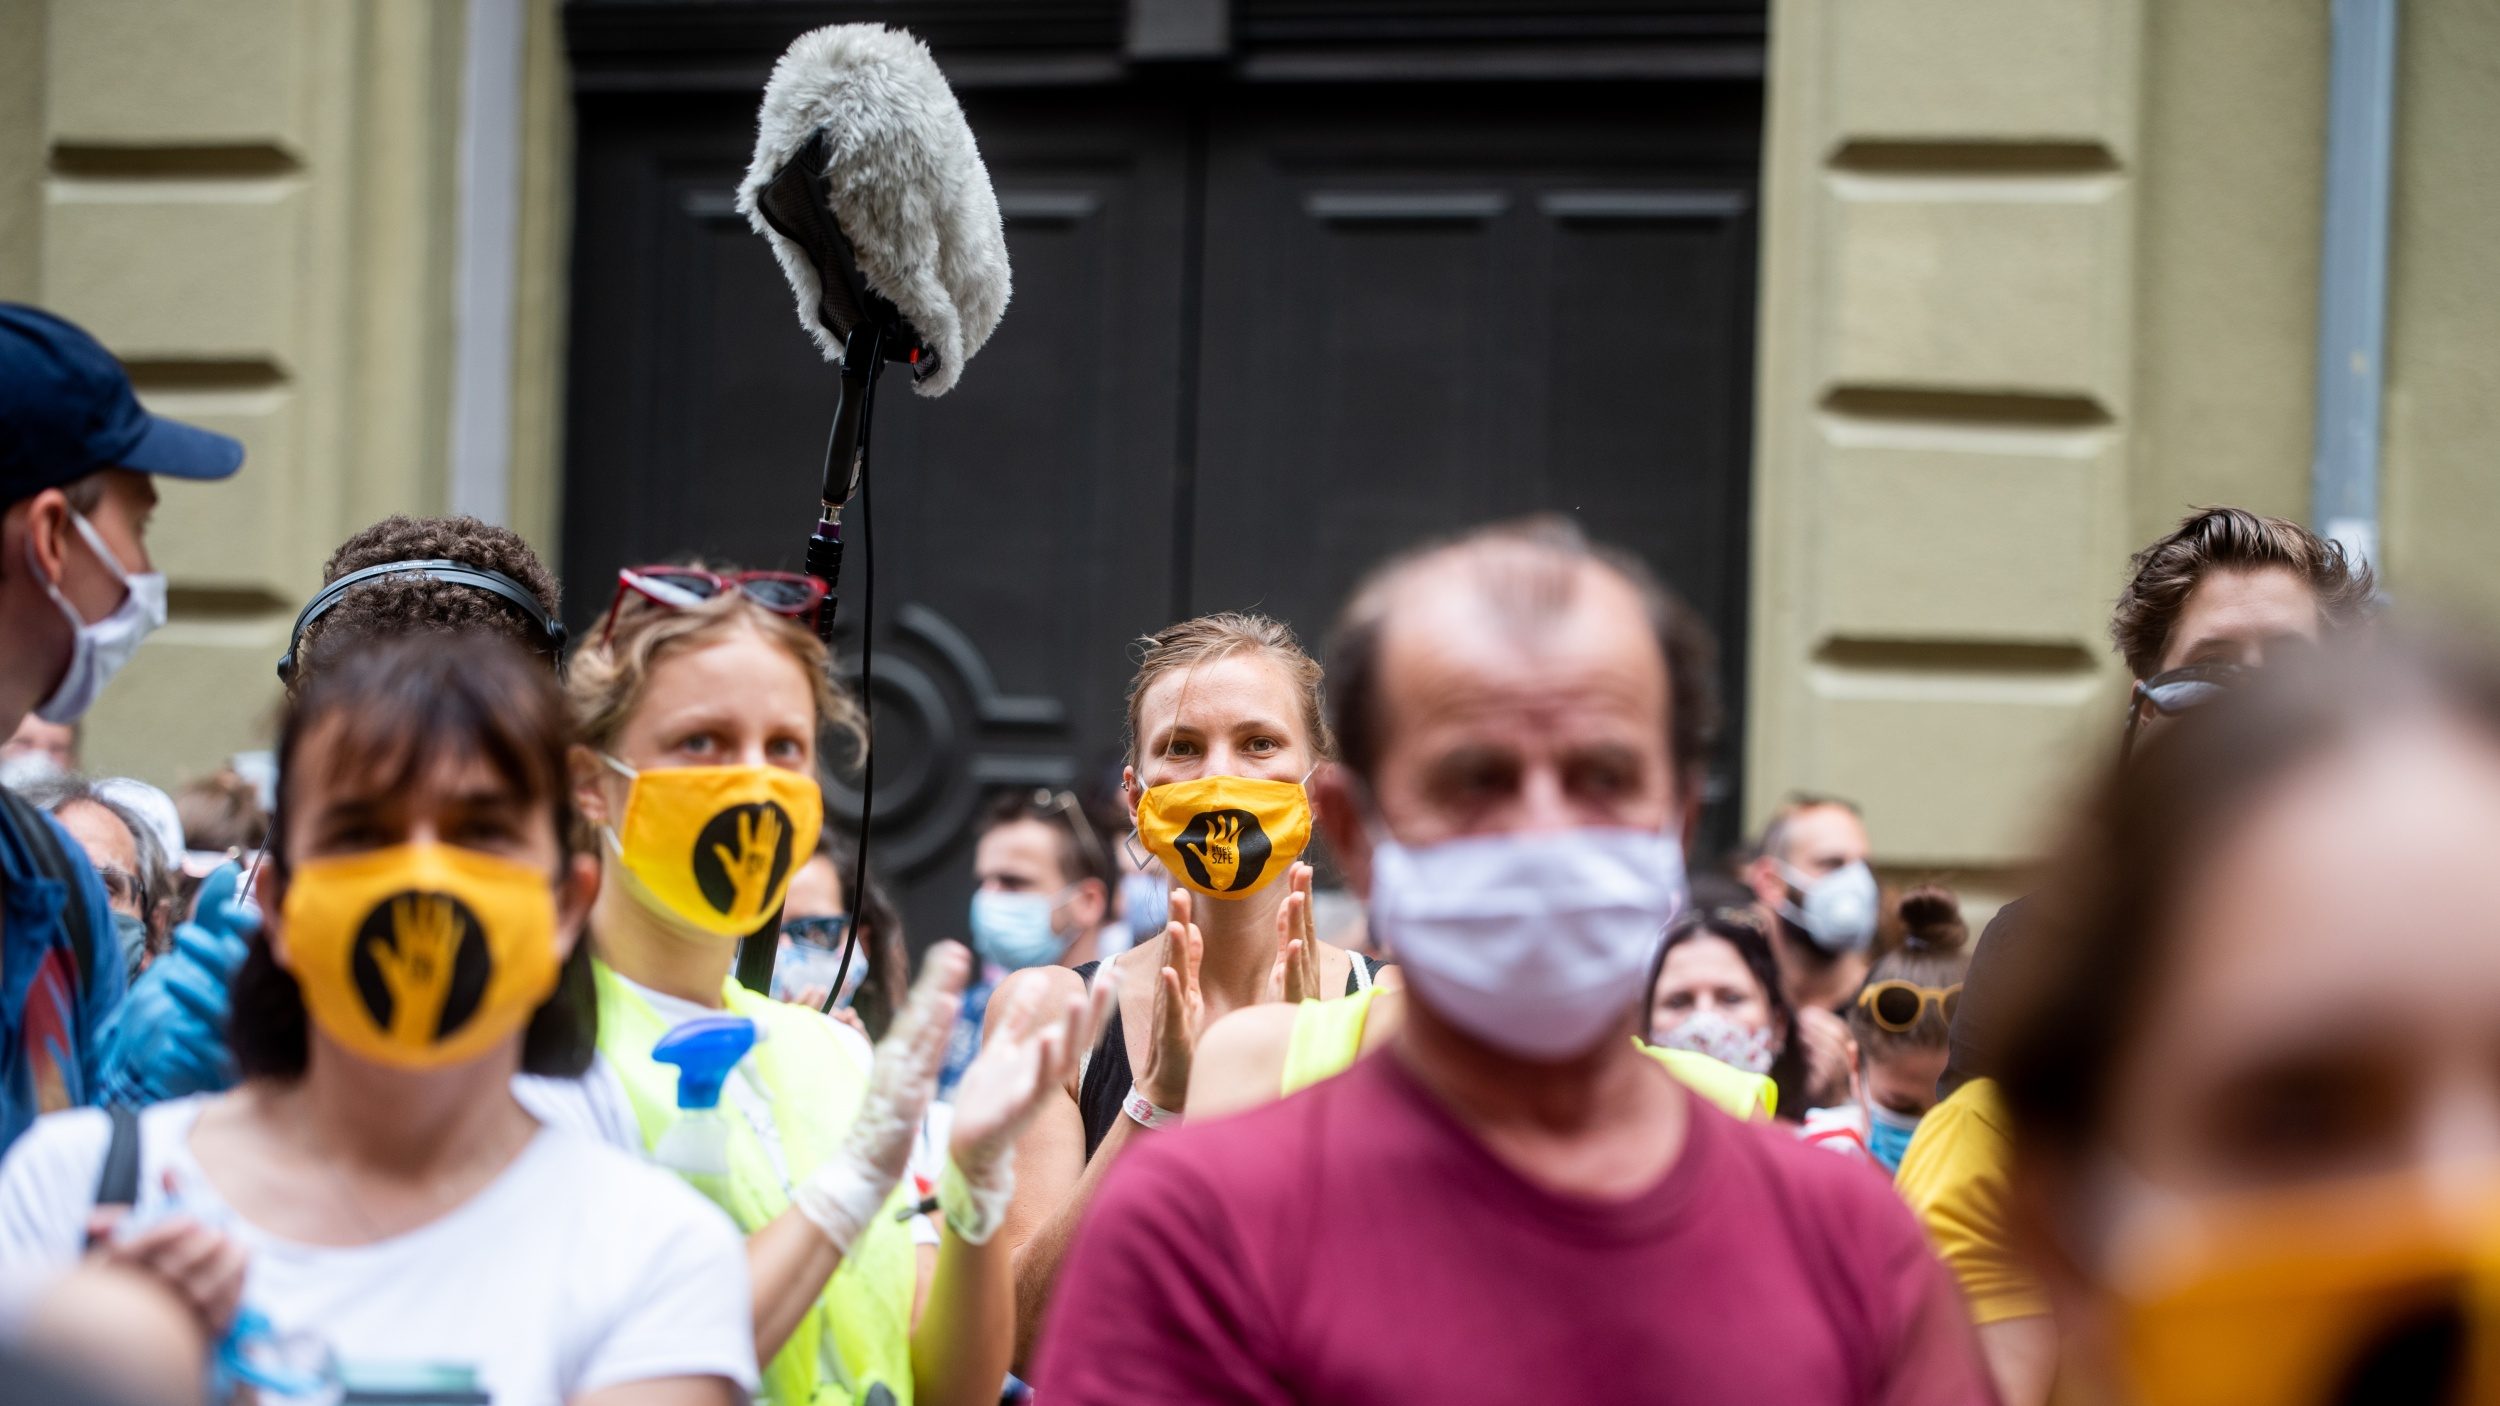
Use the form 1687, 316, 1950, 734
1134, 773, 1311, 899
279, 842, 564, 1071
2104, 1167, 2500, 1406
603, 758, 824, 937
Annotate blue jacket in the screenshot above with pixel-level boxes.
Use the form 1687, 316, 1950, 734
0, 791, 123, 1152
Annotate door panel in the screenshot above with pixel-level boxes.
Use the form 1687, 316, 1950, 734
1186, 87, 1759, 820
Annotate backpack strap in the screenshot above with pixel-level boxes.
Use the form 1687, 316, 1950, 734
1, 788, 96, 994
1346, 953, 1392, 995
83, 1105, 141, 1250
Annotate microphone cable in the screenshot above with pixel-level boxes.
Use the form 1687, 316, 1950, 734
822, 357, 878, 1017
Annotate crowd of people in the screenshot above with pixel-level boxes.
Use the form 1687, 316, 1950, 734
0, 285, 2470, 1406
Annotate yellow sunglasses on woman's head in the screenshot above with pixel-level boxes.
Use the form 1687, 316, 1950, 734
1857, 980, 1961, 1033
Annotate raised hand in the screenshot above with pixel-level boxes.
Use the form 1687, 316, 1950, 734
1267, 862, 1324, 1004
1134, 890, 1206, 1110
851, 942, 970, 1181
792, 942, 974, 1254
715, 807, 785, 922
98, 863, 257, 1103
952, 968, 1116, 1174
374, 894, 464, 1042
1181, 813, 1243, 892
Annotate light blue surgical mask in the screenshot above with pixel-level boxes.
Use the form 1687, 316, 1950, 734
969, 887, 1071, 971
111, 910, 150, 982
1866, 1100, 1922, 1174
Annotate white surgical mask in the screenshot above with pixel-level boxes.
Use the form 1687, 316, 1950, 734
1369, 824, 1687, 1062
771, 933, 867, 1009
1778, 858, 1879, 954
33, 510, 166, 725
0, 749, 65, 793
1656, 1008, 1778, 1075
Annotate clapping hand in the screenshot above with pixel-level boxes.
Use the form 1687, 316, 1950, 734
951, 970, 1115, 1178
1134, 890, 1206, 1112
1266, 863, 1324, 1004
792, 942, 971, 1253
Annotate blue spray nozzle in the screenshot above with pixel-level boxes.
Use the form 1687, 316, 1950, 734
652, 1016, 758, 1111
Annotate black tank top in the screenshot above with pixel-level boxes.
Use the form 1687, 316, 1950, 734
1071, 952, 1388, 1159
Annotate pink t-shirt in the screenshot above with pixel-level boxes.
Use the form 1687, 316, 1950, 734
1035, 1050, 1994, 1404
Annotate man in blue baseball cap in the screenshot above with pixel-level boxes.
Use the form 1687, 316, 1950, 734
0, 303, 242, 1150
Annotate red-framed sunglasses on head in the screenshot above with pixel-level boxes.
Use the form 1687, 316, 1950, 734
599, 566, 828, 646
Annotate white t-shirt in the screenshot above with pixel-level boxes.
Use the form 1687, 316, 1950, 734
515, 975, 945, 1247
0, 1098, 757, 1405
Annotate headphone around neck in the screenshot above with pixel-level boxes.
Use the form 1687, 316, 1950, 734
276, 559, 568, 683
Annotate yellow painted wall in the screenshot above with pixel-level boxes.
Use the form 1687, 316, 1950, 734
1749, 0, 2149, 910
1748, 0, 2496, 903
1, 0, 573, 793
2382, 0, 2500, 628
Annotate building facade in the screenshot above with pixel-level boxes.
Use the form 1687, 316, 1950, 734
0, 0, 2491, 925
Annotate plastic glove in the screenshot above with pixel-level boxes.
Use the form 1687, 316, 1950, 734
99, 865, 256, 1106
788, 942, 971, 1254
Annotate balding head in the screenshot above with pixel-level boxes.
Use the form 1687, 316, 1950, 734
1318, 518, 1718, 890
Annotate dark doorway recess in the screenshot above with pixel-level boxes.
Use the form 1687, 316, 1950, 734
563, 2, 1765, 947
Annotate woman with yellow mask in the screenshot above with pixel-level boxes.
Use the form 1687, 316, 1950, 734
0, 634, 756, 1404
1996, 632, 2500, 1406
989, 612, 1388, 1375
528, 564, 1105, 1406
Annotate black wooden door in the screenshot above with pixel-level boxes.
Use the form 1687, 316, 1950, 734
1187, 86, 1758, 742
562, 6, 1764, 948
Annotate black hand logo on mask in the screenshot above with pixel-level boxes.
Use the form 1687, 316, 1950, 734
693, 802, 796, 922
352, 891, 491, 1042
1175, 809, 1272, 894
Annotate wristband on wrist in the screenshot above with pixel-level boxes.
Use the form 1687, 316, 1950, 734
1123, 1086, 1182, 1132
939, 1159, 1014, 1245
790, 1152, 891, 1255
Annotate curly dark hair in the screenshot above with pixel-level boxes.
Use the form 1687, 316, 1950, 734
286, 515, 561, 694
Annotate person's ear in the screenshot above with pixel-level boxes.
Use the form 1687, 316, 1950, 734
1120, 764, 1141, 818
1744, 853, 1785, 911
1312, 766, 1372, 899
1071, 876, 1109, 930
553, 852, 600, 959
1678, 790, 1703, 848
19, 489, 71, 586
571, 745, 616, 828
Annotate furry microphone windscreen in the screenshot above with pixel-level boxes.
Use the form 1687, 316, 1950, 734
739, 25, 1010, 397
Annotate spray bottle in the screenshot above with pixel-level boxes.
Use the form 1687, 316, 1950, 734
652, 1016, 759, 1178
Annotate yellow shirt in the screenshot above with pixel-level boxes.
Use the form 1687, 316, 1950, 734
1893, 1077, 2049, 1325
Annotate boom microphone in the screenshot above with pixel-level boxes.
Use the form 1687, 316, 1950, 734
739, 22, 1011, 636
736, 24, 1011, 999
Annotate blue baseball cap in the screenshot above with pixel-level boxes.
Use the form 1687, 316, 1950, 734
0, 304, 243, 503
